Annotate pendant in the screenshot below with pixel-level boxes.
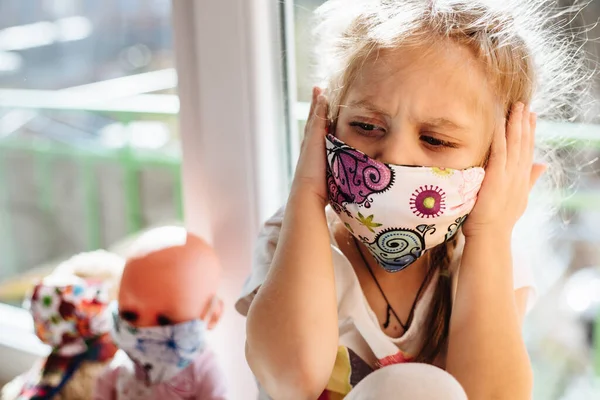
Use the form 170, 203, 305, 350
383, 304, 392, 329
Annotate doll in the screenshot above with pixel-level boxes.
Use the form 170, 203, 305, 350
93, 226, 226, 400
1, 250, 125, 400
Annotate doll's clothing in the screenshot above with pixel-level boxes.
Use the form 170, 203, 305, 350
93, 349, 227, 400
8, 334, 117, 400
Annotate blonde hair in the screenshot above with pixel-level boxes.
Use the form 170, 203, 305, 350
312, 0, 592, 362
314, 0, 590, 122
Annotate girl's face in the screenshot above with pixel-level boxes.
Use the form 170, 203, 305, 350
335, 40, 500, 170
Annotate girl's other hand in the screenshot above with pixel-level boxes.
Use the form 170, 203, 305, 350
462, 103, 547, 238
291, 87, 329, 205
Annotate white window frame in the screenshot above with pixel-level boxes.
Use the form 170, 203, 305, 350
173, 1, 292, 399
0, 303, 49, 384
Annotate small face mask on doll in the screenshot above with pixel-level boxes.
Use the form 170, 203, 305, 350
110, 303, 207, 386
326, 134, 485, 272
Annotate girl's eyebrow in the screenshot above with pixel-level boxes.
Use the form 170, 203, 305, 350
421, 117, 468, 131
346, 100, 469, 133
346, 99, 392, 118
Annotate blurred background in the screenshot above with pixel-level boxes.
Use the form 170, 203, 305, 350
0, 0, 599, 398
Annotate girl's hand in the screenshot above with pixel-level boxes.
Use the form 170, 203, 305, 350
291, 87, 329, 205
462, 103, 547, 238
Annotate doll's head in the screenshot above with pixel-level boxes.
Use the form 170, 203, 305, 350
117, 226, 223, 329
110, 227, 222, 386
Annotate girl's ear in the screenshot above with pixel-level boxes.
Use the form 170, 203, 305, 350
201, 295, 224, 330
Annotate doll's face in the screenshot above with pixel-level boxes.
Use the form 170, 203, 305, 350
117, 233, 221, 328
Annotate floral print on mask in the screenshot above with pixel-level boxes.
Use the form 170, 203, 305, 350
363, 225, 436, 273
326, 134, 395, 212
325, 134, 485, 272
30, 281, 112, 356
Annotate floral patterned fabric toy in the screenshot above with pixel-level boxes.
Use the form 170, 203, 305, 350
1, 250, 125, 400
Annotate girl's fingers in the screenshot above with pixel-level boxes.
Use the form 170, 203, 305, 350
525, 112, 537, 168
488, 113, 508, 171
520, 105, 531, 164
304, 94, 329, 145
303, 87, 322, 143
313, 94, 329, 135
506, 102, 524, 169
529, 163, 547, 191
308, 87, 321, 119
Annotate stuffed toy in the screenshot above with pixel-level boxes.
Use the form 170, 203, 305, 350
1, 250, 125, 400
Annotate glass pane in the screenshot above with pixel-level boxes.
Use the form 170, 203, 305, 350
0, 0, 181, 307
290, 1, 600, 398
294, 0, 327, 104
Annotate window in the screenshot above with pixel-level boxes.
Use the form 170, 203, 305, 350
172, 1, 289, 398
0, 0, 181, 308
289, 0, 327, 167
0, 1, 287, 396
290, 1, 600, 399
0, 0, 185, 385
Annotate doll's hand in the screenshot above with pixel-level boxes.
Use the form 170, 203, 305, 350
462, 103, 546, 238
290, 87, 330, 205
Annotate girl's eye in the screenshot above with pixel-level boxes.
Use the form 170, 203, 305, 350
349, 121, 385, 136
157, 314, 173, 326
420, 135, 455, 149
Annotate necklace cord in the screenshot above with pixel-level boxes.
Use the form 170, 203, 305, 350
352, 236, 434, 331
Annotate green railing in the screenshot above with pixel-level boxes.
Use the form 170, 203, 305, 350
0, 137, 183, 278
0, 88, 182, 278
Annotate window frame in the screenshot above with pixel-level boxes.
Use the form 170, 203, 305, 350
172, 0, 291, 399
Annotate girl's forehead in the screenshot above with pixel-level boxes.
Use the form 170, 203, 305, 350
346, 43, 499, 131
357, 44, 492, 99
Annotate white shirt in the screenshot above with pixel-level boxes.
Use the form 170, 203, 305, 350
236, 206, 535, 397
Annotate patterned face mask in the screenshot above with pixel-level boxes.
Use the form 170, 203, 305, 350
29, 279, 112, 356
110, 303, 207, 386
326, 134, 485, 273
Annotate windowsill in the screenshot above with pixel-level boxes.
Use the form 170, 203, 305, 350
0, 303, 49, 383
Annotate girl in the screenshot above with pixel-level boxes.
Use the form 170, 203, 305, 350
237, 0, 589, 398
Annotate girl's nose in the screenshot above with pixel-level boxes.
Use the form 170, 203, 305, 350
373, 127, 421, 166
